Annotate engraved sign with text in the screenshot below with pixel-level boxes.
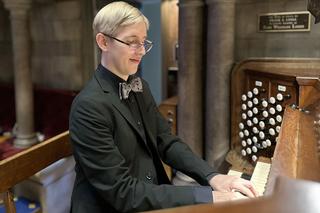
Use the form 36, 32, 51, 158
258, 12, 311, 32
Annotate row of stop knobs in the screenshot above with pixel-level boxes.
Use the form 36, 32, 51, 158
239, 88, 292, 161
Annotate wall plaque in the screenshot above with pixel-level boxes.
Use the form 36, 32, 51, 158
258, 12, 311, 32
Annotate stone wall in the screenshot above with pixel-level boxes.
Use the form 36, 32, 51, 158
0, 0, 89, 91
30, 1, 82, 89
30, 0, 83, 90
0, 0, 13, 83
235, 0, 320, 62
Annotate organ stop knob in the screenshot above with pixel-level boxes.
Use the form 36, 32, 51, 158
246, 147, 252, 154
253, 88, 259, 95
269, 107, 276, 115
242, 113, 247, 120
276, 104, 283, 112
253, 127, 259, 134
269, 128, 276, 136
252, 146, 258, 153
266, 139, 272, 146
262, 111, 268, 118
259, 131, 265, 139
269, 118, 276, 125
262, 141, 267, 148
239, 132, 244, 138
277, 93, 283, 101
252, 155, 257, 162
276, 115, 283, 123
259, 121, 265, 128
262, 100, 268, 108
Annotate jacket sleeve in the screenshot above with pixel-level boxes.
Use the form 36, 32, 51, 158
70, 98, 206, 212
141, 82, 219, 186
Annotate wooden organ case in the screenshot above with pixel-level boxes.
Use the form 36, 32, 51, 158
228, 58, 320, 167
227, 58, 320, 197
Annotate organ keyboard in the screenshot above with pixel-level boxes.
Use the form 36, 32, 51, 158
249, 160, 271, 196
228, 157, 271, 196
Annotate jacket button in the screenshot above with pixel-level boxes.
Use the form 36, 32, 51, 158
146, 172, 152, 180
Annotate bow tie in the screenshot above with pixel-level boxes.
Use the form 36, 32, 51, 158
119, 77, 143, 100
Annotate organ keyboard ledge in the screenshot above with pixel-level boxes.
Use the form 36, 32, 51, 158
142, 176, 320, 213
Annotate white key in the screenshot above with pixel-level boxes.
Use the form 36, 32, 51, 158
250, 161, 271, 196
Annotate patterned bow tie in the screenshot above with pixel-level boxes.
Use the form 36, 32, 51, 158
119, 77, 143, 100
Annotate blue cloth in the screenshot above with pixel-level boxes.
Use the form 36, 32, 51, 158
0, 197, 41, 213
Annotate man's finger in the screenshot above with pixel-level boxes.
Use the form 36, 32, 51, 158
233, 180, 259, 198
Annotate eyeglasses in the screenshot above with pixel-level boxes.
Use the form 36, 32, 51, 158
101, 33, 154, 53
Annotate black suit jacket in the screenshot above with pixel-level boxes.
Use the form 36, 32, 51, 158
69, 65, 217, 213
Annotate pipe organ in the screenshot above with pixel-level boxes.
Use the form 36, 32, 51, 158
145, 58, 320, 213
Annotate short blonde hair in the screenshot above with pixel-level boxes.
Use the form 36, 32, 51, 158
93, 1, 149, 37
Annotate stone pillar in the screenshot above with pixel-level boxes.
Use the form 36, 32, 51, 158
3, 0, 38, 148
177, 0, 205, 158
205, 0, 236, 173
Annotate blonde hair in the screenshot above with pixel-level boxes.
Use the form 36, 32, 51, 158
93, 1, 149, 37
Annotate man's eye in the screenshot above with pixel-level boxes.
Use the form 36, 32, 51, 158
127, 41, 135, 44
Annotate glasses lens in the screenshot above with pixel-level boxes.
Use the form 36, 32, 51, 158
130, 41, 153, 53
130, 44, 141, 51
144, 41, 153, 52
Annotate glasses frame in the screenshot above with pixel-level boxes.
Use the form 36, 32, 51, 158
101, 33, 153, 53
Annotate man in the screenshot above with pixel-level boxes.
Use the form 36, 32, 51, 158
69, 2, 258, 213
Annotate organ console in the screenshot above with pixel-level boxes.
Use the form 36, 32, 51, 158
144, 58, 320, 213
226, 58, 320, 209
228, 58, 320, 167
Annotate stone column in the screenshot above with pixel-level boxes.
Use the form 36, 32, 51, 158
178, 0, 205, 158
205, 0, 236, 173
3, 0, 38, 148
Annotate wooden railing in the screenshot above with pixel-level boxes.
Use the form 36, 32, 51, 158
0, 131, 73, 213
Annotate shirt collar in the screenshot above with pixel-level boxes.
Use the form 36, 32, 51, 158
99, 64, 132, 89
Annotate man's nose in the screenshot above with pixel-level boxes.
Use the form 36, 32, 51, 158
136, 45, 146, 55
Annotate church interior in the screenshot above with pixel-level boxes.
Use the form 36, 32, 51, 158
0, 0, 320, 212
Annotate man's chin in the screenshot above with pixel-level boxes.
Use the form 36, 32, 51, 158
129, 68, 138, 76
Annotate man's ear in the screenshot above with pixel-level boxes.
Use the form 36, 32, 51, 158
96, 33, 108, 52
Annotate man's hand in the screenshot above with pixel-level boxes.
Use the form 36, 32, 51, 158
209, 174, 259, 198
212, 191, 249, 203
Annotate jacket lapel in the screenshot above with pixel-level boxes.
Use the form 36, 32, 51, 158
94, 66, 142, 139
